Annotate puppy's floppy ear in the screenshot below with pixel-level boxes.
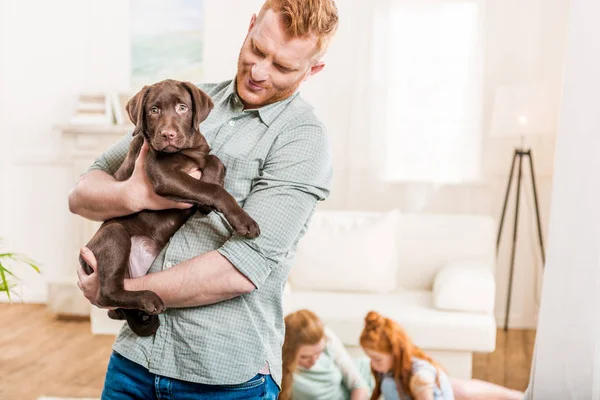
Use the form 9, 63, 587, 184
126, 85, 150, 136
181, 82, 214, 131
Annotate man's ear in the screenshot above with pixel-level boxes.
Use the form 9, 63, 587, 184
248, 13, 257, 33
181, 82, 214, 131
126, 85, 149, 136
303, 61, 326, 82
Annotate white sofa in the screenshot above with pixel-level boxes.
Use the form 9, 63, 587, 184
283, 210, 497, 379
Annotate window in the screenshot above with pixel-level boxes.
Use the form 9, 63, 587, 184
372, 0, 485, 183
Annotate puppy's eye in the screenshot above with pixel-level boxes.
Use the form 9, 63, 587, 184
150, 106, 160, 115
178, 104, 188, 112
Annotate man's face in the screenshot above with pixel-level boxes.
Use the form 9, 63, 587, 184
236, 9, 325, 109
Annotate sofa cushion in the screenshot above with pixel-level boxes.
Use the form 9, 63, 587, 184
283, 290, 496, 352
433, 260, 495, 314
394, 214, 497, 291
289, 210, 399, 293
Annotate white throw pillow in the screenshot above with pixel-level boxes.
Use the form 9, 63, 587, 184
433, 260, 495, 314
289, 210, 399, 293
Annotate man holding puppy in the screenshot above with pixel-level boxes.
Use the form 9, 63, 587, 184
68, 0, 338, 398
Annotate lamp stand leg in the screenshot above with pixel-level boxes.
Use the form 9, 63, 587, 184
497, 150, 519, 254
504, 151, 524, 331
526, 150, 546, 265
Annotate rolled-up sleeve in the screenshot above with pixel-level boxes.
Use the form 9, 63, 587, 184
217, 120, 333, 288
86, 131, 133, 174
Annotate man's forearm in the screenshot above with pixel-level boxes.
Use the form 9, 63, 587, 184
68, 170, 135, 221
124, 250, 256, 308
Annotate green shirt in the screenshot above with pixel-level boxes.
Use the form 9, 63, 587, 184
292, 328, 372, 400
87, 79, 333, 387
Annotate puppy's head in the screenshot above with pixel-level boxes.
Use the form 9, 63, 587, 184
126, 79, 214, 153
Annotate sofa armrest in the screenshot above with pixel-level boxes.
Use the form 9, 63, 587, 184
433, 260, 495, 314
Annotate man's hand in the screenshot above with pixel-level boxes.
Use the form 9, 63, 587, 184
127, 141, 201, 212
77, 247, 116, 309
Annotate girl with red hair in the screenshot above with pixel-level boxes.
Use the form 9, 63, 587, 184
360, 311, 454, 400
359, 311, 525, 400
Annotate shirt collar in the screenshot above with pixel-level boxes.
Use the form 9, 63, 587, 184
224, 78, 298, 127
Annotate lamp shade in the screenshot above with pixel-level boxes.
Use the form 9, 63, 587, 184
490, 84, 556, 137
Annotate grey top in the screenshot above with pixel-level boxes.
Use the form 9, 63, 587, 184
380, 358, 454, 400
87, 79, 333, 387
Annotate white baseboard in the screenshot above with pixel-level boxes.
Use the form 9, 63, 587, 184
0, 286, 46, 304
47, 280, 90, 317
91, 306, 123, 335
495, 312, 539, 330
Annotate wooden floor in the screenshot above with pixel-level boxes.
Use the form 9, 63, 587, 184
472, 327, 536, 392
0, 304, 536, 400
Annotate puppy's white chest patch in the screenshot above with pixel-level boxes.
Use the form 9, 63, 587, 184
128, 236, 160, 278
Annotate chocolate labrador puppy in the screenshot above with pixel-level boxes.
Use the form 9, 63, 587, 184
79, 79, 260, 336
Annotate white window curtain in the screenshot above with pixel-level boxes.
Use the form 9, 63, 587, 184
370, 0, 486, 184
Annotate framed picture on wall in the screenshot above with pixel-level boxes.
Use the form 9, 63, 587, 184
130, 0, 205, 90
69, 93, 114, 125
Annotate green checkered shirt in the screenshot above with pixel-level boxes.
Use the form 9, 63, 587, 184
87, 79, 332, 387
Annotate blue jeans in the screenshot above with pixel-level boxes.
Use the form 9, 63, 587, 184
102, 351, 279, 400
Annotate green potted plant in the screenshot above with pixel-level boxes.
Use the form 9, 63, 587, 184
0, 239, 40, 301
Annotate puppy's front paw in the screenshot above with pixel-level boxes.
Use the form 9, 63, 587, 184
229, 211, 261, 239
138, 291, 165, 315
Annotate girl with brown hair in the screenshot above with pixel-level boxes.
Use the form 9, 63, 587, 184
280, 309, 372, 400
360, 311, 454, 400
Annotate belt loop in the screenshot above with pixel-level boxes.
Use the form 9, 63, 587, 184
155, 375, 173, 400
154, 375, 161, 399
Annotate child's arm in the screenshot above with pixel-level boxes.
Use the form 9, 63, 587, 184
410, 371, 436, 400
325, 327, 370, 396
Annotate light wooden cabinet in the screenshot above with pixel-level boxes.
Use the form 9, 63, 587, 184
49, 123, 130, 325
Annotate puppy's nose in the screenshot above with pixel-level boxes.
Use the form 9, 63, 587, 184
161, 130, 177, 140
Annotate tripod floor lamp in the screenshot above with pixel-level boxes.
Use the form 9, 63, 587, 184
490, 85, 554, 331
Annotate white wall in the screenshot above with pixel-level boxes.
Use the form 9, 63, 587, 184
0, 0, 129, 157
0, 0, 570, 329
0, 0, 130, 157
202, 0, 263, 83
0, 0, 130, 302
